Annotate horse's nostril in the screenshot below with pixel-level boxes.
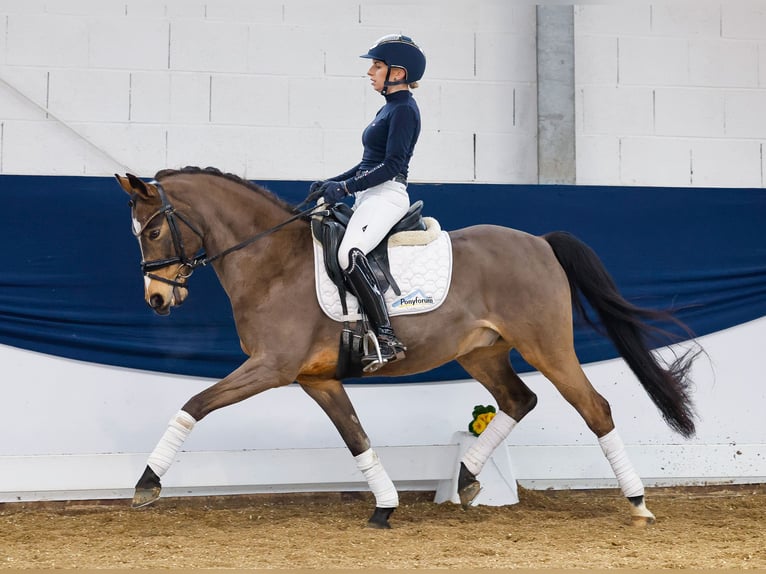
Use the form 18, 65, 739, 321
149, 294, 165, 309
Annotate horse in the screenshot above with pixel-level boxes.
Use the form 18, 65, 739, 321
115, 167, 698, 528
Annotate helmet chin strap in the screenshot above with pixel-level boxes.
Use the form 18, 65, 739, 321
381, 66, 407, 96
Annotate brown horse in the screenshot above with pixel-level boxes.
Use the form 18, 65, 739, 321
115, 167, 697, 528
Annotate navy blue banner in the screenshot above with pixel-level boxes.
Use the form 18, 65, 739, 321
1, 174, 764, 383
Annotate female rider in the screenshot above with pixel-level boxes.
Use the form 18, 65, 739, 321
313, 34, 426, 372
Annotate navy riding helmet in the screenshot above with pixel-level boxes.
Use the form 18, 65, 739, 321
360, 34, 426, 94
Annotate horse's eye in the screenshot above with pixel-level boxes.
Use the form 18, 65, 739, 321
149, 228, 161, 240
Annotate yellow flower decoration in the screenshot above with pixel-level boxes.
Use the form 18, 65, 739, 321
468, 405, 497, 436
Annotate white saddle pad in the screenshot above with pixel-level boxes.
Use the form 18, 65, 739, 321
313, 217, 453, 322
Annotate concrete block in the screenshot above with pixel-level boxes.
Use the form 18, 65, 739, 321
650, 2, 722, 37
44, 0, 125, 16
725, 91, 766, 138
283, 0, 359, 25
475, 130, 537, 184
478, 4, 536, 35
761, 42, 766, 87
413, 130, 474, 182
247, 126, 323, 181
80, 123, 167, 176
210, 74, 289, 126
129, 72, 170, 123
0, 67, 48, 120
620, 137, 692, 187
689, 39, 759, 88
89, 17, 169, 70
169, 19, 249, 72
205, 0, 283, 23
289, 77, 366, 129
580, 86, 653, 136
722, 2, 766, 39
124, 0, 168, 18
131, 72, 211, 125
411, 29, 476, 81
165, 0, 206, 19
575, 35, 618, 85
574, 5, 651, 36
248, 25, 324, 77
0, 0, 46, 14
166, 125, 249, 176
321, 128, 363, 178
440, 81, 519, 134
476, 32, 536, 83
48, 69, 129, 122
575, 135, 621, 186
360, 3, 478, 29
618, 36, 689, 86
6, 14, 89, 67
1, 119, 87, 175
691, 140, 762, 188
654, 88, 724, 138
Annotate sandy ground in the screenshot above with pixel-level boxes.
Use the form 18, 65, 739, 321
1, 484, 765, 569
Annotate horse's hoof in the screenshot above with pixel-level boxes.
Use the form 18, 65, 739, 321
458, 480, 482, 509
367, 507, 394, 529
631, 514, 656, 527
131, 486, 161, 509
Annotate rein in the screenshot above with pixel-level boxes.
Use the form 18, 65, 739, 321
132, 180, 320, 287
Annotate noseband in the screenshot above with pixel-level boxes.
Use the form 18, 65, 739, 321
130, 180, 319, 289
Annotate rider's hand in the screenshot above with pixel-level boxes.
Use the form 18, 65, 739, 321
306, 181, 325, 203
321, 181, 349, 204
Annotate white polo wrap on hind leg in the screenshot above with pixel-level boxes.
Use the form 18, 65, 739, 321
598, 428, 644, 498
147, 410, 196, 477
462, 410, 518, 476
355, 448, 399, 508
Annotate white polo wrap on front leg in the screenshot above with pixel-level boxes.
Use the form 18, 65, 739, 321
354, 448, 398, 508
461, 410, 518, 476
147, 410, 196, 478
598, 428, 645, 498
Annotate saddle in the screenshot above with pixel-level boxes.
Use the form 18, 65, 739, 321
310, 200, 427, 298
311, 200, 427, 379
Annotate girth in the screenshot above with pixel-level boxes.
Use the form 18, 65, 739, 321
311, 200, 426, 297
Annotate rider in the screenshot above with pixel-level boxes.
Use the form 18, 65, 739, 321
312, 34, 426, 372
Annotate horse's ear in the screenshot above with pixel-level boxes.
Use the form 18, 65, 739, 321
114, 173, 156, 200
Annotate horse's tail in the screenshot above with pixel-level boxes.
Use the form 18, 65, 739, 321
543, 230, 697, 438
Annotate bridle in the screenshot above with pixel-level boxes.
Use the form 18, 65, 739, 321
130, 180, 318, 289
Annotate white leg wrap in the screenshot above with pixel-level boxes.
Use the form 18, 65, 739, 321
147, 410, 196, 478
598, 428, 645, 498
355, 448, 398, 508
462, 410, 518, 476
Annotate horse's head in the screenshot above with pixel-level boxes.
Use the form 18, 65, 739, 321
115, 173, 204, 315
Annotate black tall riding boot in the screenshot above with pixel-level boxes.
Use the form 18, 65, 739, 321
344, 248, 406, 372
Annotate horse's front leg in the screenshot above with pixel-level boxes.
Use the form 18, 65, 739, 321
132, 358, 294, 508
300, 379, 398, 529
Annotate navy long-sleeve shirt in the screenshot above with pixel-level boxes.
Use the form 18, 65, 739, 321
332, 90, 421, 193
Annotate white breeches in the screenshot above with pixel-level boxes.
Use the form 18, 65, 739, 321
337, 180, 410, 270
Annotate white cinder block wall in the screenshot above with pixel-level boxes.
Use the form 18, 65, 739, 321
0, 0, 538, 183
1, 1, 765, 187
575, 2, 766, 187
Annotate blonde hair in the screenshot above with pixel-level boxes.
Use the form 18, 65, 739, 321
408, 81, 420, 89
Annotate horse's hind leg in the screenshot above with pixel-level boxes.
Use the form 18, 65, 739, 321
455, 346, 538, 507
529, 347, 656, 526
300, 379, 398, 529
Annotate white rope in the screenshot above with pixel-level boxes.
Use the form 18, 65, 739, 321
0, 73, 137, 173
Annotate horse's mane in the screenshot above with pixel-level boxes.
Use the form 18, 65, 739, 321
154, 166, 297, 213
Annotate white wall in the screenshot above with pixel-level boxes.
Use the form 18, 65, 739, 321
1, 317, 764, 502
0, 0, 538, 183
3, 1, 765, 186
575, 2, 766, 187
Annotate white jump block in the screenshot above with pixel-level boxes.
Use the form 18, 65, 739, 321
434, 431, 519, 506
